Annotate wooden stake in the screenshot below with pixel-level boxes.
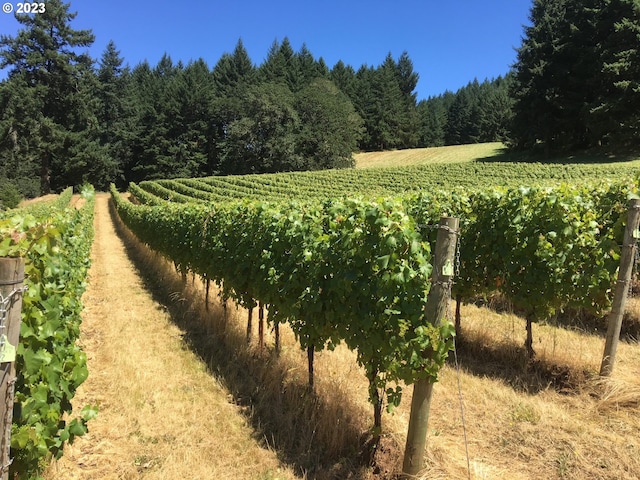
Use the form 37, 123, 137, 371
402, 217, 458, 478
307, 344, 314, 389
205, 278, 210, 312
454, 294, 462, 338
600, 198, 640, 376
258, 302, 264, 349
246, 307, 253, 344
0, 257, 25, 480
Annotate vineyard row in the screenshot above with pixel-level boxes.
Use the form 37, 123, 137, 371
113, 177, 637, 429
135, 160, 640, 203
1, 187, 97, 479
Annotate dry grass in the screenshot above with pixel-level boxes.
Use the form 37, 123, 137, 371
353, 142, 640, 170
106, 226, 385, 479
17, 193, 59, 207
353, 143, 504, 168
44, 194, 299, 480
46, 193, 640, 480
426, 304, 640, 480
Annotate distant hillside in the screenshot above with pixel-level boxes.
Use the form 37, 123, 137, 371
354, 143, 505, 168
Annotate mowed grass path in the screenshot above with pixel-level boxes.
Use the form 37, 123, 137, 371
44, 194, 298, 480
354, 142, 640, 169
354, 142, 505, 168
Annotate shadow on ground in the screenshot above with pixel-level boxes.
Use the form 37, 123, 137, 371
108, 199, 399, 480
476, 145, 640, 164
450, 333, 593, 395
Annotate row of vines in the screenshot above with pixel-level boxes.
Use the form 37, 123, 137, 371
114, 175, 637, 433
0, 188, 97, 479
134, 160, 640, 204
408, 184, 632, 357
113, 185, 452, 432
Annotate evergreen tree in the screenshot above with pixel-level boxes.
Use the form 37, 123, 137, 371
330, 60, 357, 98
316, 57, 330, 78
258, 37, 298, 88
163, 59, 216, 178
510, 0, 569, 152
417, 91, 454, 147
212, 38, 256, 96
394, 51, 421, 148
476, 76, 514, 143
295, 78, 363, 169
593, 0, 640, 147
126, 54, 217, 181
139, 53, 186, 179
211, 39, 257, 171
396, 51, 420, 100
371, 54, 407, 150
294, 43, 327, 88
0, 0, 99, 193
220, 82, 303, 174
510, 0, 640, 152
353, 56, 405, 151
125, 60, 162, 182
352, 65, 376, 150
0, 77, 41, 196
95, 40, 132, 188
445, 79, 481, 145
348, 53, 421, 151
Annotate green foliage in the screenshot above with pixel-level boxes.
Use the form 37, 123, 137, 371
510, 0, 640, 151
126, 167, 637, 363
0, 189, 96, 479
93, 40, 132, 189
295, 79, 364, 169
132, 160, 640, 205
112, 184, 455, 428
417, 76, 513, 148
220, 82, 303, 174
0, 178, 22, 210
0, 0, 103, 195
463, 185, 625, 319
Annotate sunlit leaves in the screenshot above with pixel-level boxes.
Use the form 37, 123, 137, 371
112, 186, 450, 417
113, 174, 636, 425
2, 189, 96, 479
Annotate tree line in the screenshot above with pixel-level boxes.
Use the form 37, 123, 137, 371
0, 0, 511, 197
1, 0, 639, 199
510, 0, 640, 153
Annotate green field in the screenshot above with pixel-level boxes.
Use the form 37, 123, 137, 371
354, 142, 640, 168
115, 143, 640, 480
353, 142, 507, 167
131, 143, 640, 205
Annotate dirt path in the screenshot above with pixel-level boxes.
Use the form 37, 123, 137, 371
45, 193, 298, 480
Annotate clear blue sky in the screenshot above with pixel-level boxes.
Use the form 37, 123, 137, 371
0, 0, 533, 99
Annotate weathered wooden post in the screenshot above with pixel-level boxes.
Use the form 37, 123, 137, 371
402, 217, 458, 478
0, 257, 25, 480
246, 306, 253, 343
258, 302, 265, 349
307, 345, 314, 389
600, 198, 640, 376
205, 278, 211, 311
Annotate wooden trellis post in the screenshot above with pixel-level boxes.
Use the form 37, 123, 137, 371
600, 198, 640, 376
402, 217, 458, 478
0, 258, 25, 480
